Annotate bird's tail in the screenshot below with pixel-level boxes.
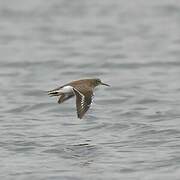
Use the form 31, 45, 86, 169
47, 90, 62, 97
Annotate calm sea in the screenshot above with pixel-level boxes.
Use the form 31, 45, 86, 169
0, 0, 180, 179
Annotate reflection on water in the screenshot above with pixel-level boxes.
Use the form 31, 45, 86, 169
0, 0, 180, 179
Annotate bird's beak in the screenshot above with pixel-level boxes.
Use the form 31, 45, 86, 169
101, 82, 110, 87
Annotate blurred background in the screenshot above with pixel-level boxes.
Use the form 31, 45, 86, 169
0, 0, 180, 179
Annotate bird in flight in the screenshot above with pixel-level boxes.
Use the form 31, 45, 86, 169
48, 78, 110, 119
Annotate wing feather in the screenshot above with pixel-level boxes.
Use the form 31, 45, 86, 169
73, 88, 93, 119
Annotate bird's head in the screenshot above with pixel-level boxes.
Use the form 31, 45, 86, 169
93, 78, 110, 87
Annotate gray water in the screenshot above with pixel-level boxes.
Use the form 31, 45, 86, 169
0, 0, 180, 179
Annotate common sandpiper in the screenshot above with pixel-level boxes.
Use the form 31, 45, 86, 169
48, 78, 110, 119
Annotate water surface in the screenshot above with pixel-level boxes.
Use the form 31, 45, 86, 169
0, 0, 180, 179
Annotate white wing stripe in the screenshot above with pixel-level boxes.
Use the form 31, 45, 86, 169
73, 88, 85, 110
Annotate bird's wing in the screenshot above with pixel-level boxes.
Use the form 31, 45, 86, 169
58, 94, 74, 104
73, 88, 93, 119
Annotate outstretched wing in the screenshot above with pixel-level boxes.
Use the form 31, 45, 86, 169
73, 88, 93, 119
58, 94, 74, 104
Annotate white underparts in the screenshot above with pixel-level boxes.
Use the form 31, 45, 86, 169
57, 86, 74, 94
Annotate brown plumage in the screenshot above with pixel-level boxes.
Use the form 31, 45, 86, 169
48, 78, 110, 119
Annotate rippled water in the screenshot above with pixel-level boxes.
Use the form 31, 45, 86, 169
1, 0, 180, 179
